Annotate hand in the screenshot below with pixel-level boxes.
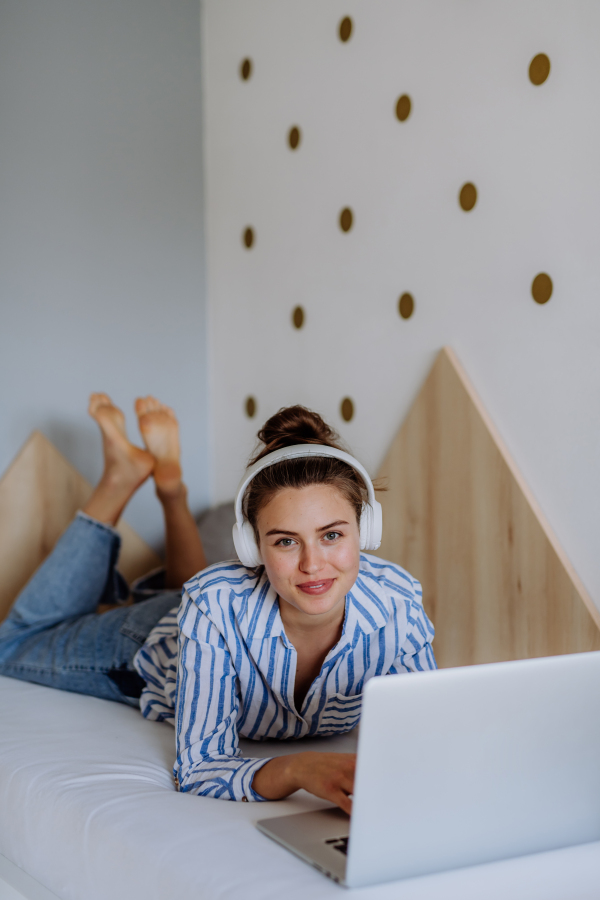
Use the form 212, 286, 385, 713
251, 751, 356, 814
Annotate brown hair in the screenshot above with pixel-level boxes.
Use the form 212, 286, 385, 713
244, 405, 368, 538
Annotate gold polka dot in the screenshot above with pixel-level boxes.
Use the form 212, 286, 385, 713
531, 273, 553, 304
395, 95, 411, 122
339, 208, 353, 233
339, 16, 352, 42
288, 126, 301, 150
398, 293, 414, 319
340, 397, 354, 422
459, 183, 477, 212
240, 58, 252, 81
245, 396, 256, 418
529, 53, 550, 86
243, 227, 254, 249
292, 306, 304, 329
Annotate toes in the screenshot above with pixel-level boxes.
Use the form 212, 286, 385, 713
136, 395, 173, 419
135, 396, 154, 417
149, 397, 176, 419
89, 392, 113, 416
146, 395, 162, 412
135, 395, 161, 416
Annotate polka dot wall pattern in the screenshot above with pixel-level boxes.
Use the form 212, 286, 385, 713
213, 8, 564, 492
292, 306, 304, 329
340, 398, 354, 422
529, 53, 550, 85
240, 58, 252, 81
399, 293, 414, 320
459, 183, 477, 212
531, 273, 553, 305
339, 207, 353, 232
395, 95, 411, 122
338, 16, 352, 43
288, 126, 301, 150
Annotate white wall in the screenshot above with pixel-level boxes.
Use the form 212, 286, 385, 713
0, 0, 208, 548
202, 0, 600, 609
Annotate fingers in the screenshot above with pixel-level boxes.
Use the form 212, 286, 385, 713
338, 772, 355, 797
333, 791, 353, 817
294, 752, 356, 813
333, 755, 356, 795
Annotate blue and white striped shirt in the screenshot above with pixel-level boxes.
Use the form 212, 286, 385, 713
134, 554, 436, 802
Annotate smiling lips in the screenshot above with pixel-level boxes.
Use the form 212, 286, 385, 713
297, 579, 335, 595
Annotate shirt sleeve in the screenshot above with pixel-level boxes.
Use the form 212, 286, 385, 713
389, 576, 437, 673
173, 590, 273, 802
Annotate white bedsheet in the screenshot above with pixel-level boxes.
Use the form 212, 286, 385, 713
1, 675, 600, 900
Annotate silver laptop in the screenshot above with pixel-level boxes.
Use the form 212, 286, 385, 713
257, 651, 600, 888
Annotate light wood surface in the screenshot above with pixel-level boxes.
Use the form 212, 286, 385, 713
0, 431, 162, 624
375, 347, 600, 668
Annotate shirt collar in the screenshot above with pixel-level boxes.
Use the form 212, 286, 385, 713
344, 575, 391, 638
245, 571, 285, 642
246, 559, 390, 645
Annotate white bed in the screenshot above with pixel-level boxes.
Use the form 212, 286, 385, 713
1, 675, 599, 900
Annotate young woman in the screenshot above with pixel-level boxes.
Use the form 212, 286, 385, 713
0, 400, 435, 814
139, 406, 436, 813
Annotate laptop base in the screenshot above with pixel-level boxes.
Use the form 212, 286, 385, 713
257, 807, 350, 886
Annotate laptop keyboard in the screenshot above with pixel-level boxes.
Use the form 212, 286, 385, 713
325, 836, 349, 856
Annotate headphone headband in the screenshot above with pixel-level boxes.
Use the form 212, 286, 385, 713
231, 442, 382, 566
234, 443, 377, 527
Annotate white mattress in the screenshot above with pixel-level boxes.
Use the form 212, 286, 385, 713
1, 675, 600, 900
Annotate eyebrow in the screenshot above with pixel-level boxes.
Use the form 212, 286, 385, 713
265, 520, 349, 537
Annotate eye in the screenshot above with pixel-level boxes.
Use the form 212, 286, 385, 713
323, 531, 342, 542
276, 538, 296, 547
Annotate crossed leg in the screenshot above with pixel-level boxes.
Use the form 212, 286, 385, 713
0, 393, 206, 701
84, 393, 206, 590
136, 395, 207, 588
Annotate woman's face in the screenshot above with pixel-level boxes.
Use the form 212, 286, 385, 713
256, 483, 361, 619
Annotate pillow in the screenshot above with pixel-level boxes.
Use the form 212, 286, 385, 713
196, 501, 236, 566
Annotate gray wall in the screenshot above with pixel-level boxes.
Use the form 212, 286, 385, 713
0, 0, 208, 548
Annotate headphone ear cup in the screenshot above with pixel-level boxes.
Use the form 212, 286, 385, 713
370, 499, 383, 550
359, 505, 371, 551
232, 522, 262, 567
359, 501, 383, 552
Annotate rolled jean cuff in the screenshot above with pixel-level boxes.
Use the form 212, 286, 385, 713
75, 510, 121, 539
75, 511, 128, 604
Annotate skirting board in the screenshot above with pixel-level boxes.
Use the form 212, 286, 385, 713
0, 431, 162, 624
374, 347, 600, 668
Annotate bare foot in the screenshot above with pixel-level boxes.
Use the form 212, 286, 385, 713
83, 393, 154, 525
135, 395, 183, 499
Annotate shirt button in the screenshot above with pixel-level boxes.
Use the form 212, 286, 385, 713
242, 796, 248, 802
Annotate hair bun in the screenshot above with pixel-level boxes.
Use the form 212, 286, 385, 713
251, 405, 343, 463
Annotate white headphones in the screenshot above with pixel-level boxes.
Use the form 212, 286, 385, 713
232, 443, 383, 567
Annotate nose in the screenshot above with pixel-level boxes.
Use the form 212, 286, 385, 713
298, 541, 325, 575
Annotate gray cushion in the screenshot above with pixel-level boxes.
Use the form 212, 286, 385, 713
196, 501, 236, 565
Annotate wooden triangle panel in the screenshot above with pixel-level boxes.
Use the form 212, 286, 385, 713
375, 347, 600, 668
0, 431, 162, 623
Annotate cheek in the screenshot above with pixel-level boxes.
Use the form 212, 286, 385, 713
327, 539, 361, 575
261, 547, 295, 587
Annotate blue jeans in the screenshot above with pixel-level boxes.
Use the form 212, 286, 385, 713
0, 513, 179, 706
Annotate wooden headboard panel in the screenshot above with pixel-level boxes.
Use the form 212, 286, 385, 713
0, 431, 162, 624
374, 347, 600, 668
